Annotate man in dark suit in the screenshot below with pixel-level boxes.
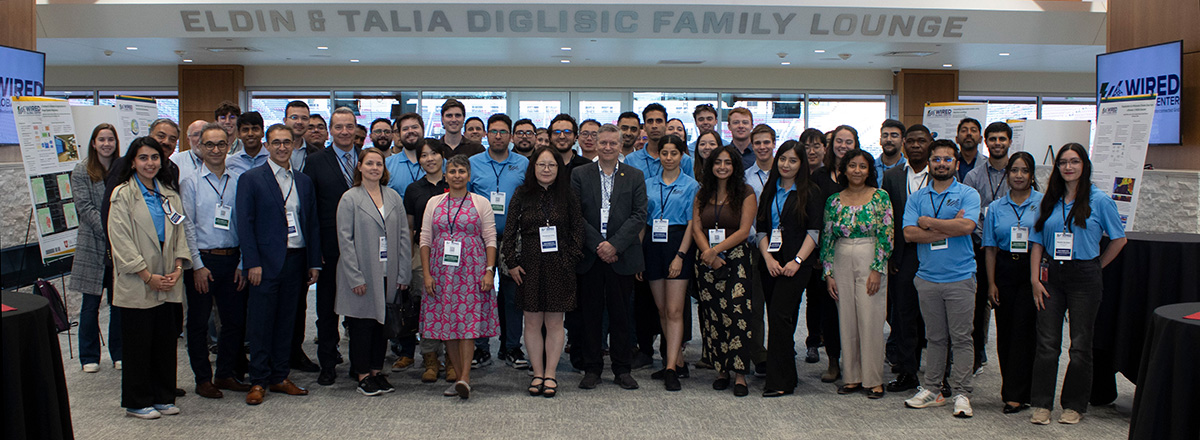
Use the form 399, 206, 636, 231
881, 124, 932, 393
570, 123, 647, 390
301, 107, 362, 385
236, 124, 321, 405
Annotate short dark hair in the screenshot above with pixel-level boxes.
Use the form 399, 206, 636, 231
395, 112, 425, 130
237, 111, 264, 129
929, 139, 959, 157
309, 114, 326, 125
881, 119, 906, 136
214, 100, 241, 119
370, 118, 392, 131
266, 123, 293, 140
549, 113, 577, 134
984, 121, 1013, 139
486, 113, 512, 131
617, 111, 640, 124
440, 98, 465, 117
580, 119, 601, 130
513, 118, 536, 131
284, 100, 309, 115
692, 103, 717, 119
958, 117, 982, 133
751, 124, 776, 143
906, 124, 932, 139
642, 103, 667, 120
465, 116, 484, 129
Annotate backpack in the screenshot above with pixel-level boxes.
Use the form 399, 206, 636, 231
35, 279, 72, 333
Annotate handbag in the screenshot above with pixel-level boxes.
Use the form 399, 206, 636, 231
384, 285, 420, 340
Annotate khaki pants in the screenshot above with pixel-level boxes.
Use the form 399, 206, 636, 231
832, 237, 888, 388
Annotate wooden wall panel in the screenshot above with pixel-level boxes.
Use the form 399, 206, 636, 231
895, 69, 959, 128
1, 0, 35, 51
178, 65, 244, 151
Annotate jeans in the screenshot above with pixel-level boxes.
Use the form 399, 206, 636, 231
79, 267, 120, 365
1031, 258, 1102, 413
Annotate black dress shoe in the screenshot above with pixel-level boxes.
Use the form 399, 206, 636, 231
712, 377, 730, 390
733, 383, 749, 397
650, 368, 666, 380
886, 373, 919, 392
578, 372, 601, 389
804, 347, 820, 364
292, 356, 321, 373
615, 373, 639, 390
174, 388, 187, 397
837, 384, 864, 395
317, 369, 336, 386
1003, 403, 1031, 414
663, 370, 681, 392
761, 389, 793, 398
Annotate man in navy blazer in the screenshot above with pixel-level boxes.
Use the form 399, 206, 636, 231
236, 124, 321, 405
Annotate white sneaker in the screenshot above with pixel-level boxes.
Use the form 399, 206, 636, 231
114, 361, 123, 370
82, 363, 100, 373
442, 384, 458, 397
152, 404, 180, 415
125, 407, 161, 419
952, 394, 973, 418
904, 387, 946, 408
1058, 409, 1082, 424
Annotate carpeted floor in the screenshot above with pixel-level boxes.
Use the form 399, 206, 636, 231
57, 288, 1133, 440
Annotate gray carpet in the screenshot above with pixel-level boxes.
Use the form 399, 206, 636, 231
56, 287, 1134, 439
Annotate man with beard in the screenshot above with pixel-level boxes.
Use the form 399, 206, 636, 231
882, 124, 932, 394
961, 121, 1013, 375
578, 119, 601, 161
901, 139, 981, 418
439, 98, 484, 158
353, 124, 367, 150
624, 103, 694, 179
284, 101, 321, 172
305, 114, 329, 150
690, 104, 720, 152
550, 113, 593, 173
175, 120, 208, 177
876, 119, 908, 186
727, 107, 756, 169
955, 118, 986, 181
368, 118, 393, 155
617, 112, 641, 157
512, 118, 537, 157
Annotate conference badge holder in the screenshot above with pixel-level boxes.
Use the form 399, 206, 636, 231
214, 204, 232, 230
652, 219, 669, 243
1053, 232, 1073, 261
490, 191, 506, 215
767, 229, 783, 252
1009, 226, 1029, 253
539, 226, 558, 253
442, 240, 462, 266
285, 211, 299, 238
930, 238, 948, 251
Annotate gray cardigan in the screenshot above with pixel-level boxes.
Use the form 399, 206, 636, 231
334, 186, 412, 323
68, 161, 109, 296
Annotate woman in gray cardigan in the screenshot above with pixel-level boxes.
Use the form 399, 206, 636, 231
71, 123, 122, 373
336, 149, 412, 396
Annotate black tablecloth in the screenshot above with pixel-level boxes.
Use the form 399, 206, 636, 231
1128, 302, 1200, 440
1, 292, 74, 440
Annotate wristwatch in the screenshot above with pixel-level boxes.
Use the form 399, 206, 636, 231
676, 251, 687, 259
485, 266, 495, 271
794, 256, 804, 265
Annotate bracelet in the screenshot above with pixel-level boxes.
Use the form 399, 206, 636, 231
175, 265, 183, 271
143, 275, 151, 284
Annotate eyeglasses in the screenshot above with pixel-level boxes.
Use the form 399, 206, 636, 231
514, 130, 535, 136
1057, 159, 1083, 167
930, 156, 956, 164
535, 162, 557, 170
552, 129, 573, 135
579, 131, 598, 138
487, 129, 510, 135
269, 139, 294, 147
286, 115, 310, 122
201, 141, 229, 150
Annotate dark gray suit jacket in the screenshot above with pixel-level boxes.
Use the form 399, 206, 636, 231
570, 162, 647, 276
881, 165, 915, 268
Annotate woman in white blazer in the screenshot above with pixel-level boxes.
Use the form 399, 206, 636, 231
336, 148, 412, 396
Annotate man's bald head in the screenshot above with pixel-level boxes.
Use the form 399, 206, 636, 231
187, 120, 207, 152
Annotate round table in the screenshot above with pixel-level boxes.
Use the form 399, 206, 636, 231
1128, 302, 1200, 440
1, 292, 74, 440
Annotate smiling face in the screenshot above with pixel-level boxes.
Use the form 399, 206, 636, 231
397, 117, 423, 148
150, 123, 179, 153
216, 113, 237, 137
445, 162, 470, 190
597, 130, 621, 163
441, 108, 464, 135
513, 123, 536, 152
694, 109, 717, 133
186, 120, 206, 150
199, 128, 230, 168
578, 121, 599, 155
728, 113, 752, 142
666, 119, 686, 139
370, 121, 393, 149
985, 130, 1012, 160
305, 118, 328, 147
775, 148, 801, 181
94, 128, 118, 158
832, 129, 857, 159
550, 120, 576, 154
804, 138, 826, 170
928, 146, 958, 181
418, 142, 443, 174
618, 116, 640, 150
1007, 157, 1032, 191
1056, 149, 1083, 184
696, 132, 719, 160
751, 132, 775, 162
133, 144, 161, 181
358, 151, 385, 185
535, 130, 550, 149
844, 154, 870, 187
710, 150, 734, 181
880, 126, 902, 156
464, 119, 485, 143
265, 128, 295, 167
285, 106, 310, 137
330, 112, 356, 149
239, 123, 264, 152
533, 150, 559, 187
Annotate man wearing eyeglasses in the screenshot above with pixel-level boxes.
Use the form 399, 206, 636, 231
175, 120, 209, 177
304, 114, 329, 150
511, 118, 537, 157
468, 113, 530, 370
226, 112, 270, 176
180, 122, 251, 399
439, 98, 484, 159
578, 119, 601, 161
284, 101, 322, 172
369, 118, 393, 154
550, 113, 593, 173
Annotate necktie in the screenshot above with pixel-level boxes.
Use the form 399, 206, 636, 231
340, 151, 353, 186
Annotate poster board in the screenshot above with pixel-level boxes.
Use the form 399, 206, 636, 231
115, 95, 157, 152
1008, 119, 1093, 167
11, 97, 81, 263
1091, 94, 1156, 230
922, 102, 988, 141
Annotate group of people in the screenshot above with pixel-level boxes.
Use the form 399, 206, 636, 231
71, 98, 1125, 426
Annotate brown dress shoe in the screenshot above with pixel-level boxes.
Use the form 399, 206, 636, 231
246, 386, 266, 405
269, 379, 309, 396
214, 377, 252, 392
196, 381, 224, 399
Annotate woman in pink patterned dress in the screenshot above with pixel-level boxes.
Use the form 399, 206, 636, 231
419, 155, 498, 399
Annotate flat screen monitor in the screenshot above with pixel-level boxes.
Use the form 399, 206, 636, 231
1096, 40, 1182, 145
0, 44, 46, 146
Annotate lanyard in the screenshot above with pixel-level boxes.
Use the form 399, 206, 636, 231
279, 170, 294, 205
1010, 200, 1027, 227
929, 190, 949, 219
907, 170, 928, 195
490, 159, 505, 188
773, 184, 793, 227
1060, 197, 1077, 233
407, 159, 421, 184
658, 183, 675, 220
985, 167, 1008, 201
205, 173, 228, 204
447, 195, 469, 235
756, 171, 765, 188
539, 192, 555, 226
712, 198, 725, 229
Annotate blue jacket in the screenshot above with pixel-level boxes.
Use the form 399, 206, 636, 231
236, 162, 322, 276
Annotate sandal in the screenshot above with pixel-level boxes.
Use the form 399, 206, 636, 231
837, 384, 864, 395
528, 377, 544, 396
542, 378, 558, 398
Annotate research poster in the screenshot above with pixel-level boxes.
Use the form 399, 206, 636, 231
12, 96, 81, 263
922, 102, 988, 141
115, 95, 158, 154
1091, 94, 1156, 230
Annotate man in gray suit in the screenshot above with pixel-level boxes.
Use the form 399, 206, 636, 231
571, 123, 647, 390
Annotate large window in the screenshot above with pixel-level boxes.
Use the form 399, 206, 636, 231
960, 96, 1038, 126
419, 91, 506, 138
722, 93, 806, 145
806, 94, 888, 157
250, 92, 330, 125
633, 92, 719, 143
331, 91, 419, 126
96, 91, 179, 122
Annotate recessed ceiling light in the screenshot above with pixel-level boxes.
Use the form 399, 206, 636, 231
350, 59, 360, 63
943, 63, 954, 68
183, 59, 193, 63
561, 47, 572, 51
125, 46, 138, 51
781, 62, 791, 65
814, 49, 826, 53
317, 46, 329, 50
999, 52, 1010, 56
560, 59, 570, 64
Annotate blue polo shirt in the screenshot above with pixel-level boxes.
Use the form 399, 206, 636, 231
745, 163, 770, 201
982, 191, 1043, 252
1028, 185, 1125, 260
876, 154, 906, 187
468, 149, 528, 234
903, 180, 981, 283
385, 150, 426, 197
624, 148, 695, 180
646, 173, 699, 226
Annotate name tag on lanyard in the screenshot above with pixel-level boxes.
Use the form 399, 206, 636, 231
285, 211, 299, 238
379, 236, 388, 261
214, 204, 232, 230
652, 219, 669, 243
442, 240, 462, 266
708, 228, 725, 248
930, 239, 948, 251
600, 207, 610, 236
490, 191, 506, 215
1010, 227, 1029, 253
162, 199, 185, 225
540, 226, 559, 252
767, 229, 783, 252
1053, 232, 1074, 261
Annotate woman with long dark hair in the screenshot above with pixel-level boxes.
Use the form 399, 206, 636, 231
1027, 143, 1126, 425
691, 145, 757, 397
108, 137, 191, 419
502, 146, 584, 398
982, 151, 1041, 414
755, 140, 825, 397
693, 130, 723, 180
73, 123, 123, 373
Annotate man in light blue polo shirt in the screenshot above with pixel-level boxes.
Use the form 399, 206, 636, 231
385, 112, 430, 198
468, 113, 529, 370
901, 139, 982, 418
876, 119, 907, 186
625, 103, 695, 180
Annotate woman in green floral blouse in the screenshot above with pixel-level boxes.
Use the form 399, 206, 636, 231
820, 149, 894, 399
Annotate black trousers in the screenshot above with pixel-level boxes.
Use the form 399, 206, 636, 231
993, 251, 1037, 404
890, 244, 925, 376
634, 277, 660, 357
293, 259, 340, 371
972, 245, 992, 369
121, 302, 178, 409
184, 253, 249, 384
345, 316, 387, 376
249, 250, 305, 386
579, 262, 634, 375
804, 266, 841, 359
762, 264, 813, 392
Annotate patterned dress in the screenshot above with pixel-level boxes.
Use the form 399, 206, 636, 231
501, 188, 584, 312
421, 195, 500, 340
694, 197, 754, 375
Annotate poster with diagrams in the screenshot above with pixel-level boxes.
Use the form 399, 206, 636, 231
1090, 94, 1156, 230
11, 96, 81, 263
922, 102, 988, 141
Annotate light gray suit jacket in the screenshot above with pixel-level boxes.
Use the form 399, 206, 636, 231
335, 186, 412, 323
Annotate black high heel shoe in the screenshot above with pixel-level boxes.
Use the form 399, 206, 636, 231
529, 377, 544, 396
542, 378, 558, 398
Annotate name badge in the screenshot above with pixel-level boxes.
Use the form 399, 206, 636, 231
652, 219, 669, 243
379, 236, 388, 261
931, 238, 948, 251
1010, 226, 1029, 253
442, 240, 462, 266
285, 211, 299, 238
708, 228, 725, 248
981, 206, 989, 218
490, 191, 506, 215
767, 228, 783, 252
214, 204, 232, 230
162, 200, 185, 225
539, 226, 558, 253
600, 207, 610, 236
1053, 232, 1073, 261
